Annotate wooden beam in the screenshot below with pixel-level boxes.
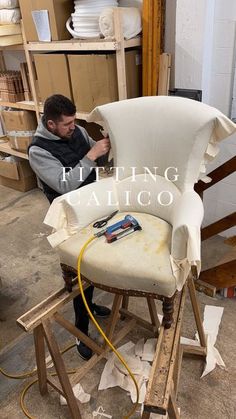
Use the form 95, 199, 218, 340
144, 286, 186, 413
158, 53, 171, 95
194, 279, 216, 298
34, 324, 48, 395
199, 259, 236, 289
17, 278, 89, 332
42, 318, 81, 419
53, 312, 103, 355
195, 156, 236, 194
201, 212, 236, 241
188, 276, 207, 349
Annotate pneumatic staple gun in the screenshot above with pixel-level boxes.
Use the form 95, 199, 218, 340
95, 214, 142, 243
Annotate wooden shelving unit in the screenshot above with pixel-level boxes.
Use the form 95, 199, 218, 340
0, 9, 141, 160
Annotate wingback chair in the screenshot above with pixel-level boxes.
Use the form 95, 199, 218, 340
44, 96, 236, 328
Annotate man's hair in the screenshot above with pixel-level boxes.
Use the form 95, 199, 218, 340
43, 94, 76, 122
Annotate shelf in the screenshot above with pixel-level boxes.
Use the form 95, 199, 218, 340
26, 36, 141, 52
0, 100, 36, 111
0, 141, 28, 160
0, 44, 24, 51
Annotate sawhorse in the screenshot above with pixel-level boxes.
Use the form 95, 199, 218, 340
17, 274, 206, 418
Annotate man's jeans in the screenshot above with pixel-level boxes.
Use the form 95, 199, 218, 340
73, 285, 94, 335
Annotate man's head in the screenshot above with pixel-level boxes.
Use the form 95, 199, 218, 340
43, 94, 76, 139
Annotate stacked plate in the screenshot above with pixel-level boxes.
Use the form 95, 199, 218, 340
67, 0, 118, 39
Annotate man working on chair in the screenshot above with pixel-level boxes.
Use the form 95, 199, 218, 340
29, 94, 111, 360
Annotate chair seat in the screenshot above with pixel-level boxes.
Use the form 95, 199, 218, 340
58, 212, 177, 297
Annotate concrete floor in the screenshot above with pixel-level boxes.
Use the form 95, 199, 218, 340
0, 185, 236, 419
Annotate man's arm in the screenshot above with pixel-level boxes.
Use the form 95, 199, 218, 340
29, 146, 97, 195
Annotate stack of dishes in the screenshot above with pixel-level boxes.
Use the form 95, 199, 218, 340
67, 0, 118, 39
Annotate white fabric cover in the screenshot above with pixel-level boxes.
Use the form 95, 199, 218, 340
44, 97, 236, 296
0, 0, 18, 9
0, 7, 20, 23
99, 7, 141, 39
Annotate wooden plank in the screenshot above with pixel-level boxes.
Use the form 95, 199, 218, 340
34, 324, 48, 395
42, 318, 82, 419
168, 383, 180, 419
182, 344, 207, 357
0, 142, 29, 160
188, 276, 207, 348
53, 312, 103, 355
105, 295, 122, 342
21, 22, 40, 121
195, 156, 236, 194
17, 278, 89, 332
47, 375, 64, 397
142, 0, 149, 95
114, 8, 127, 100
147, 0, 154, 95
201, 212, 236, 241
144, 286, 186, 413
152, 0, 162, 95
151, 0, 158, 95
158, 53, 171, 95
0, 51, 6, 71
0, 99, 35, 110
199, 259, 236, 289
173, 344, 183, 395
119, 308, 156, 332
147, 297, 161, 330
194, 279, 216, 298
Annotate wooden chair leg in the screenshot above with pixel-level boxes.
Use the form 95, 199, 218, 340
34, 324, 48, 395
42, 318, 82, 419
188, 276, 207, 348
120, 295, 129, 320
162, 294, 175, 329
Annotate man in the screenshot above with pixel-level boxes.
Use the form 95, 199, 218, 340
29, 94, 111, 360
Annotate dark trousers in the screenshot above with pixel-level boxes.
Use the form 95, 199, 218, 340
73, 285, 94, 335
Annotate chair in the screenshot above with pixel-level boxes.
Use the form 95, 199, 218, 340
43, 96, 236, 416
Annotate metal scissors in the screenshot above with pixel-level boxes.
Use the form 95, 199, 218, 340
93, 210, 119, 229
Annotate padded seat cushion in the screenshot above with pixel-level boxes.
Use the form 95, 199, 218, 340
58, 212, 177, 297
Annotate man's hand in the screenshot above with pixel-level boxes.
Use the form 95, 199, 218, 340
86, 138, 110, 161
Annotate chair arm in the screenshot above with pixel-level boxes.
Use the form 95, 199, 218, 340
170, 190, 204, 289
44, 177, 118, 247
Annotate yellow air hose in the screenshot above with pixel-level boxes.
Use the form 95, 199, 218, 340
77, 235, 139, 419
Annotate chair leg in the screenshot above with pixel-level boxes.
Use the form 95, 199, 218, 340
61, 263, 76, 293
120, 295, 129, 320
162, 294, 175, 329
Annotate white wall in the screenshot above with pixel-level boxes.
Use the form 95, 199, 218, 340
174, 0, 236, 237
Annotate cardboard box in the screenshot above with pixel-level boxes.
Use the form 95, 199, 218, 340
1, 110, 37, 152
19, 0, 73, 42
0, 159, 37, 192
68, 50, 141, 112
34, 53, 72, 102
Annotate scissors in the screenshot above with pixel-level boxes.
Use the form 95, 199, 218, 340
93, 210, 119, 229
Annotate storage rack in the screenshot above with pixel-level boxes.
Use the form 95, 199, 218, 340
0, 9, 141, 160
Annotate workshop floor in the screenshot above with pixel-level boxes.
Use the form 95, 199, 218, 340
0, 186, 236, 419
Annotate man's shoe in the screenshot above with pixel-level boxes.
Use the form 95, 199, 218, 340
76, 341, 93, 361
92, 303, 111, 318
